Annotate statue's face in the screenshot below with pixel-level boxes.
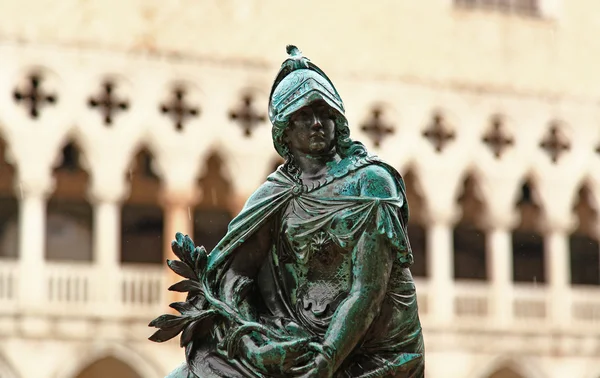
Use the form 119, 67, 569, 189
285, 101, 336, 156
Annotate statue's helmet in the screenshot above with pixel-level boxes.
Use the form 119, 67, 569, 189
269, 45, 347, 158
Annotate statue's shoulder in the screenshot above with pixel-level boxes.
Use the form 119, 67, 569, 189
240, 167, 293, 210
352, 156, 403, 198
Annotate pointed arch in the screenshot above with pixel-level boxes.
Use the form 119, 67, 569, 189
0, 134, 16, 195
512, 175, 546, 284
197, 151, 233, 210
402, 165, 428, 278
52, 342, 162, 378
74, 357, 142, 378
0, 136, 18, 259
487, 367, 526, 378
194, 150, 233, 252
571, 180, 599, 240
453, 170, 488, 281
470, 355, 547, 378
569, 180, 599, 286
125, 145, 162, 204
403, 164, 428, 224
121, 145, 163, 264
46, 137, 93, 261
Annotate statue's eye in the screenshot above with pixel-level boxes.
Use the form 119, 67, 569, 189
293, 110, 312, 124
318, 108, 334, 120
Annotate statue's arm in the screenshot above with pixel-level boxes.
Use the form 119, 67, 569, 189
218, 215, 314, 375
319, 166, 398, 372
219, 217, 273, 312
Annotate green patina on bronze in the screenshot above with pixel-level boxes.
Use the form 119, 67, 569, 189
149, 45, 425, 378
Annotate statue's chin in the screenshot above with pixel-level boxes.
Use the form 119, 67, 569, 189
307, 142, 336, 157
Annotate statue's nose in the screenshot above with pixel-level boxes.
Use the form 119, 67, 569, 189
310, 115, 323, 129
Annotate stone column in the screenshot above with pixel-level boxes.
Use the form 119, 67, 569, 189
417, 165, 460, 327
88, 168, 127, 315
17, 186, 50, 311
428, 218, 454, 324
487, 226, 513, 326
546, 226, 570, 327
480, 173, 520, 328
160, 188, 196, 305
91, 199, 121, 313
538, 179, 576, 328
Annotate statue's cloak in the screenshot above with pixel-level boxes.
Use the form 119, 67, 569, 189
205, 154, 412, 287
185, 154, 424, 378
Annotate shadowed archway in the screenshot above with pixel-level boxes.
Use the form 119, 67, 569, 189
570, 182, 599, 286
402, 166, 427, 278
471, 356, 546, 378
74, 356, 141, 378
46, 138, 93, 261
121, 146, 163, 264
194, 151, 233, 252
53, 342, 163, 378
512, 177, 546, 284
487, 367, 525, 378
0, 136, 18, 259
453, 171, 488, 281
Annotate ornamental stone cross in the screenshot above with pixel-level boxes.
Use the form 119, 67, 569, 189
229, 94, 266, 137
422, 112, 455, 152
160, 88, 200, 131
88, 82, 129, 125
360, 107, 394, 148
482, 115, 514, 158
13, 74, 57, 119
539, 123, 570, 163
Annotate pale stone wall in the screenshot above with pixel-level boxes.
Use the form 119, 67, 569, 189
1, 0, 599, 99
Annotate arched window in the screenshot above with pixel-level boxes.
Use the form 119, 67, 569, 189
453, 173, 488, 280
121, 148, 163, 264
0, 137, 18, 259
194, 152, 233, 252
487, 366, 526, 378
74, 356, 142, 378
512, 179, 546, 284
46, 140, 93, 261
403, 168, 427, 277
570, 184, 599, 286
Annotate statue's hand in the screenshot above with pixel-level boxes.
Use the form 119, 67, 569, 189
293, 353, 333, 378
240, 336, 314, 375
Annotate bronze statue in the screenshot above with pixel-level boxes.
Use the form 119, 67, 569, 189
149, 45, 425, 378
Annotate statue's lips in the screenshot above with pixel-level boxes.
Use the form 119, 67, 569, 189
309, 132, 326, 140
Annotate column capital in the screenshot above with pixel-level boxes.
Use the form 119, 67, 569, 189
414, 165, 462, 227
87, 184, 128, 205
16, 175, 55, 200
485, 208, 519, 231
537, 177, 579, 234
158, 186, 199, 209
424, 208, 460, 227
544, 216, 577, 235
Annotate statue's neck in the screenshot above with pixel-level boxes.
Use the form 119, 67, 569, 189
291, 150, 341, 182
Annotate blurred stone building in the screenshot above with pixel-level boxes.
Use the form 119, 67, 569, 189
0, 0, 599, 377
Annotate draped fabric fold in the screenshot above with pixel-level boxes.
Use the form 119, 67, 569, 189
191, 155, 424, 378
207, 155, 413, 281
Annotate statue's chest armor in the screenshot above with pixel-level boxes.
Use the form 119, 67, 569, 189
279, 188, 357, 323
